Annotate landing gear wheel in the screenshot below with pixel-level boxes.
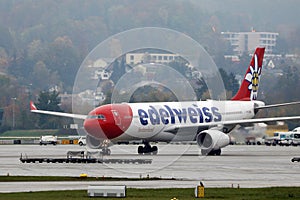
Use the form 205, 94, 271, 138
151, 146, 158, 155
102, 148, 111, 155
201, 149, 221, 156
137, 142, 158, 155
138, 146, 144, 154
201, 149, 209, 156
215, 149, 221, 156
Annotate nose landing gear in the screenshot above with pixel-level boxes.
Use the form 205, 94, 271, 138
101, 148, 111, 155
138, 141, 158, 155
101, 139, 111, 155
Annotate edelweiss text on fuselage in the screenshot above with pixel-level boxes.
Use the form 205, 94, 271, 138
138, 105, 222, 126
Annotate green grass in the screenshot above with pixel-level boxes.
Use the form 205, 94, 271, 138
0, 188, 299, 200
0, 177, 299, 199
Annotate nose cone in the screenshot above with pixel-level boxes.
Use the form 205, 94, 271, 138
83, 104, 133, 140
83, 117, 107, 139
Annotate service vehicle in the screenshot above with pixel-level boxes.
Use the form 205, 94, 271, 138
265, 127, 300, 146
245, 136, 265, 145
265, 132, 292, 146
78, 136, 86, 146
39, 135, 57, 145
290, 127, 300, 146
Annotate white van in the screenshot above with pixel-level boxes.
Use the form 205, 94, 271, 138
39, 135, 57, 145
266, 127, 300, 146
291, 133, 300, 146
78, 136, 86, 146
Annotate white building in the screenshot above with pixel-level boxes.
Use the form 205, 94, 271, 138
92, 69, 111, 80
221, 31, 279, 56
125, 52, 180, 65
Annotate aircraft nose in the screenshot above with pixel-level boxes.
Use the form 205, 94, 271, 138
83, 118, 107, 139
83, 104, 133, 140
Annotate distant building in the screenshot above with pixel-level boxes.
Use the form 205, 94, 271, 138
92, 69, 111, 80
221, 31, 279, 56
125, 52, 180, 65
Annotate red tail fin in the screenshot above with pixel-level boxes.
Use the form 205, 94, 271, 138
30, 101, 37, 111
231, 47, 265, 101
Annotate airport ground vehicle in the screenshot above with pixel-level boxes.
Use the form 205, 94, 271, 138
78, 136, 86, 146
245, 136, 265, 145
291, 157, 300, 162
265, 127, 300, 146
265, 132, 291, 146
39, 135, 57, 145
290, 127, 300, 146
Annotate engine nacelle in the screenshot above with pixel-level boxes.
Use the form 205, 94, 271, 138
196, 130, 230, 153
86, 135, 103, 149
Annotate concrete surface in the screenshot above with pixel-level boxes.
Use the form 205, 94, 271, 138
0, 144, 299, 192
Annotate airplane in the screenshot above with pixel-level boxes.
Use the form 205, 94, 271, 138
30, 47, 300, 156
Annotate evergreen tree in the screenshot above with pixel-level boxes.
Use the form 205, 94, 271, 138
219, 68, 239, 98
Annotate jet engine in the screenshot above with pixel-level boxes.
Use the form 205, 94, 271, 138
86, 135, 112, 155
86, 135, 103, 149
196, 130, 230, 155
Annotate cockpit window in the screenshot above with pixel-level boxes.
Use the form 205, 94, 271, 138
87, 114, 106, 120
97, 115, 106, 120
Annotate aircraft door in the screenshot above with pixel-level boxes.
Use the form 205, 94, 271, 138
111, 110, 121, 125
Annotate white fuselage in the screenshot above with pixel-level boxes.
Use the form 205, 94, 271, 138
112, 100, 263, 142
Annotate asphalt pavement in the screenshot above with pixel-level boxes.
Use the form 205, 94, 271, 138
0, 144, 300, 192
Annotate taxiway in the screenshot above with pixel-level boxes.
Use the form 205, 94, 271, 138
0, 144, 299, 192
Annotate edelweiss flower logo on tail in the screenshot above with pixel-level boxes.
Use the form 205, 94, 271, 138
244, 54, 261, 100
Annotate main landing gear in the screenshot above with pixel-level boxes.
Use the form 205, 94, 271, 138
138, 141, 158, 155
201, 148, 221, 156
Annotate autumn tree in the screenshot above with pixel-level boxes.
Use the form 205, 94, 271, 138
44, 36, 81, 92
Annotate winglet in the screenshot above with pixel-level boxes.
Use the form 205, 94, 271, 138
30, 101, 37, 111
231, 47, 265, 101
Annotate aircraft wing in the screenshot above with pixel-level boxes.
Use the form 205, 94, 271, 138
255, 101, 300, 110
164, 116, 300, 133
30, 101, 87, 120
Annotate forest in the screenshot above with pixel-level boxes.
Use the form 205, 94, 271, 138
1, 0, 300, 131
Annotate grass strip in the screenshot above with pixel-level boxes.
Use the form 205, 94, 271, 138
0, 187, 299, 200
